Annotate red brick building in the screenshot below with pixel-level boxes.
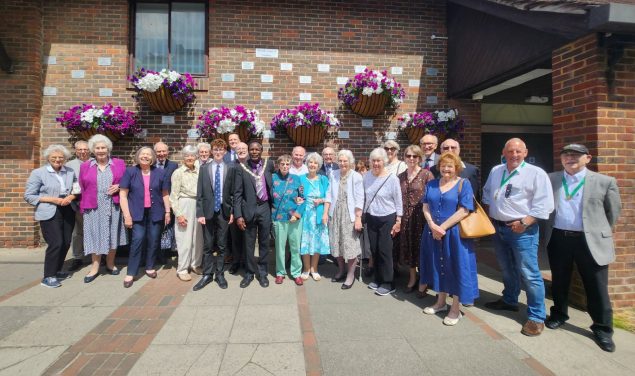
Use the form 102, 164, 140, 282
1, 0, 634, 309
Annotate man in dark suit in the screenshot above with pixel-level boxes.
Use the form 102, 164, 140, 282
234, 141, 274, 288
419, 134, 439, 170
228, 142, 249, 275
430, 138, 480, 200
544, 143, 622, 352
223, 132, 241, 163
193, 139, 234, 291
318, 146, 339, 177
154, 142, 179, 264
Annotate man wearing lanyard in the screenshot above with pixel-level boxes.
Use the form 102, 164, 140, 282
544, 144, 621, 352
482, 138, 554, 336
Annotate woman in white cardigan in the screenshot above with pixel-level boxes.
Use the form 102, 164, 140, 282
323, 149, 364, 289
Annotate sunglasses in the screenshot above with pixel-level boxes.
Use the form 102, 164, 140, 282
405, 154, 419, 159
384, 147, 397, 152
442, 146, 458, 151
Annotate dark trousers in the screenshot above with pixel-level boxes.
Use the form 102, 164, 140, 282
367, 213, 396, 287
201, 211, 229, 276
547, 228, 613, 334
243, 202, 271, 277
229, 221, 245, 267
39, 206, 75, 278
128, 209, 162, 277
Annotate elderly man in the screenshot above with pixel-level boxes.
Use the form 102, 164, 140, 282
431, 138, 480, 200
319, 146, 339, 176
419, 134, 439, 170
154, 142, 179, 264
234, 141, 275, 288
482, 138, 554, 337
289, 146, 308, 175
197, 142, 212, 166
223, 133, 241, 163
544, 144, 621, 352
228, 142, 249, 275
65, 140, 90, 271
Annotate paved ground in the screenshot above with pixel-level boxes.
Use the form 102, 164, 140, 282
0, 246, 634, 376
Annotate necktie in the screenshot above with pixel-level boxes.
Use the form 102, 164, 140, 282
231, 150, 236, 161
424, 158, 432, 170
254, 163, 267, 201
214, 164, 221, 212
158, 161, 164, 169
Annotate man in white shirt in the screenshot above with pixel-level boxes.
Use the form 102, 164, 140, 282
289, 146, 308, 175
65, 140, 90, 271
223, 133, 240, 163
419, 134, 439, 170
544, 144, 621, 352
482, 138, 554, 337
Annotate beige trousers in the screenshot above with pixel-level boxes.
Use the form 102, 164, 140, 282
174, 197, 203, 274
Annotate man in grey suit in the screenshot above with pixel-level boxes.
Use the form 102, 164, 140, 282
430, 138, 480, 201
544, 143, 621, 352
194, 139, 234, 291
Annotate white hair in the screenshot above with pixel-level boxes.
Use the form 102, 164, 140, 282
87, 134, 113, 153
181, 145, 198, 157
305, 152, 323, 170
337, 149, 355, 165
369, 147, 388, 163
43, 144, 71, 160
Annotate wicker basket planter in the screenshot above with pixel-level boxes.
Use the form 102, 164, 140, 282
73, 128, 121, 143
286, 126, 326, 147
404, 127, 426, 145
141, 86, 187, 114
349, 93, 389, 118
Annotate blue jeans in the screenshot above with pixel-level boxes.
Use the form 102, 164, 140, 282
127, 209, 162, 277
493, 223, 546, 323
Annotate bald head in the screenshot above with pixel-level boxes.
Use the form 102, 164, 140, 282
503, 138, 528, 170
292, 146, 306, 167
440, 138, 460, 156
420, 134, 438, 157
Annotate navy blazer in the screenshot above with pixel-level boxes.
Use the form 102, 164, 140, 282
318, 163, 339, 177
196, 161, 235, 220
158, 159, 179, 187
120, 166, 170, 222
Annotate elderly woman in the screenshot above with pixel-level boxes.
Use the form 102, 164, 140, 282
324, 150, 364, 289
271, 154, 303, 285
383, 140, 407, 176
119, 147, 171, 288
397, 145, 433, 293
364, 147, 403, 296
421, 152, 478, 326
197, 142, 211, 167
169, 145, 203, 281
24, 145, 77, 288
79, 135, 127, 283
298, 152, 330, 281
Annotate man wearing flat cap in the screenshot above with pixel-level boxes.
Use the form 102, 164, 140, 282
544, 143, 621, 352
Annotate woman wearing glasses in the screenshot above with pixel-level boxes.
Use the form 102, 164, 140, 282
397, 145, 433, 293
382, 140, 407, 176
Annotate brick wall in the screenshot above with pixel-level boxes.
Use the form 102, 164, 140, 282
552, 33, 635, 310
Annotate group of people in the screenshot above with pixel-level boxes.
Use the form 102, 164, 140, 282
24, 131, 621, 352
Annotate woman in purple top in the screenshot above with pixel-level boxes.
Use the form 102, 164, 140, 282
79, 134, 127, 283
119, 147, 171, 288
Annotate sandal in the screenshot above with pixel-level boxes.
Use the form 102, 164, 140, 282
310, 272, 322, 281
300, 272, 310, 280
416, 287, 429, 299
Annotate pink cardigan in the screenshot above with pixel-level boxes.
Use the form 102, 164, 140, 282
79, 158, 126, 213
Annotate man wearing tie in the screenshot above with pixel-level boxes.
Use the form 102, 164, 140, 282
419, 134, 439, 170
154, 142, 179, 264
319, 146, 339, 177
544, 144, 621, 352
223, 133, 240, 163
194, 139, 234, 291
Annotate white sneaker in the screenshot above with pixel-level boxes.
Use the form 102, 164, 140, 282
423, 305, 448, 315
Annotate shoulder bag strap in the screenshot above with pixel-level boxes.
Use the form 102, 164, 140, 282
364, 176, 390, 214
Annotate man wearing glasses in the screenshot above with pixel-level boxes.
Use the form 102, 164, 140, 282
544, 144, 621, 352
431, 138, 480, 200
482, 138, 554, 337
419, 134, 439, 170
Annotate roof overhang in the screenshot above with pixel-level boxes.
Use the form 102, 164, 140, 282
589, 3, 635, 33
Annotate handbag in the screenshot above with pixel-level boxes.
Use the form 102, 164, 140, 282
457, 179, 495, 239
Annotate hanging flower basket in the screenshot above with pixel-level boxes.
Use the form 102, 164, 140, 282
56, 104, 140, 142
197, 105, 264, 142
404, 127, 426, 145
270, 103, 340, 147
338, 68, 406, 118
397, 109, 465, 143
129, 68, 196, 114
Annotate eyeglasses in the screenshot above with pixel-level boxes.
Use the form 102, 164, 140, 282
405, 154, 419, 159
421, 142, 436, 146
384, 147, 397, 152
442, 146, 458, 151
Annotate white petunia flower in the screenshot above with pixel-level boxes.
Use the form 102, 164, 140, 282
362, 87, 374, 96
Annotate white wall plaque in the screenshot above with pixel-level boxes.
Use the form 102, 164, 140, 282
385, 132, 397, 140
426, 67, 438, 76
99, 88, 113, 97
241, 61, 254, 70
222, 91, 236, 99
391, 66, 403, 75
261, 74, 273, 83
299, 93, 312, 101
43, 87, 57, 96
255, 48, 279, 58
299, 76, 312, 84
280, 63, 293, 71
261, 92, 273, 100
45, 56, 57, 65
408, 79, 420, 87
161, 115, 175, 125
361, 119, 373, 128
317, 64, 330, 73
71, 70, 85, 79
354, 65, 366, 73
187, 129, 200, 138
221, 73, 235, 82
97, 57, 111, 66
426, 96, 438, 104
338, 131, 350, 139
135, 129, 148, 138
336, 77, 348, 85
263, 130, 275, 139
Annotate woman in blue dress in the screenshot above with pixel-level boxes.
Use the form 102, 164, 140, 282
298, 152, 330, 281
420, 152, 478, 326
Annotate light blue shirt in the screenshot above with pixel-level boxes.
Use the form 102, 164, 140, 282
554, 168, 587, 231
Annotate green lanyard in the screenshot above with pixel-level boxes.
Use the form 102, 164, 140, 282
562, 176, 585, 200
500, 162, 525, 188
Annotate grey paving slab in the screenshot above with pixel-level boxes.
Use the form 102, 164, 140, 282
152, 306, 198, 345
240, 282, 298, 306
180, 281, 243, 306
217, 344, 257, 376
229, 304, 301, 344
0, 306, 50, 339
248, 342, 305, 376
0, 345, 67, 376
185, 344, 225, 376
186, 306, 238, 344
128, 344, 207, 376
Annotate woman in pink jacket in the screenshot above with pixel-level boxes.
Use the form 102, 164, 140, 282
78, 134, 127, 283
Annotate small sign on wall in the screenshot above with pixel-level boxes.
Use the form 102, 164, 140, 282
71, 70, 85, 79
426, 96, 438, 104
136, 129, 148, 138
241, 61, 254, 70
361, 119, 373, 128
99, 88, 113, 97
408, 80, 420, 87
385, 132, 397, 140
261, 74, 273, 83
221, 73, 235, 82
280, 63, 293, 71
43, 87, 57, 96
354, 65, 366, 73
338, 131, 350, 139
317, 64, 330, 73
391, 67, 403, 75
299, 93, 312, 101
261, 92, 273, 100
222, 91, 236, 99
336, 77, 348, 85
45, 56, 57, 65
98, 57, 112, 66
255, 48, 279, 58
263, 130, 275, 139
187, 129, 200, 138
161, 116, 175, 125
299, 76, 312, 84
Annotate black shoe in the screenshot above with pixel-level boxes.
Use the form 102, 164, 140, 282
331, 274, 346, 283
215, 274, 228, 289
193, 275, 213, 291
240, 274, 254, 288
56, 272, 70, 280
84, 273, 98, 283
228, 264, 240, 275
258, 275, 269, 288
105, 267, 120, 276
484, 299, 519, 312
341, 279, 355, 290
545, 316, 567, 330
69, 259, 83, 272
593, 332, 616, 352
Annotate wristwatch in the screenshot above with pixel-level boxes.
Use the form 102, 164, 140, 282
519, 219, 529, 229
